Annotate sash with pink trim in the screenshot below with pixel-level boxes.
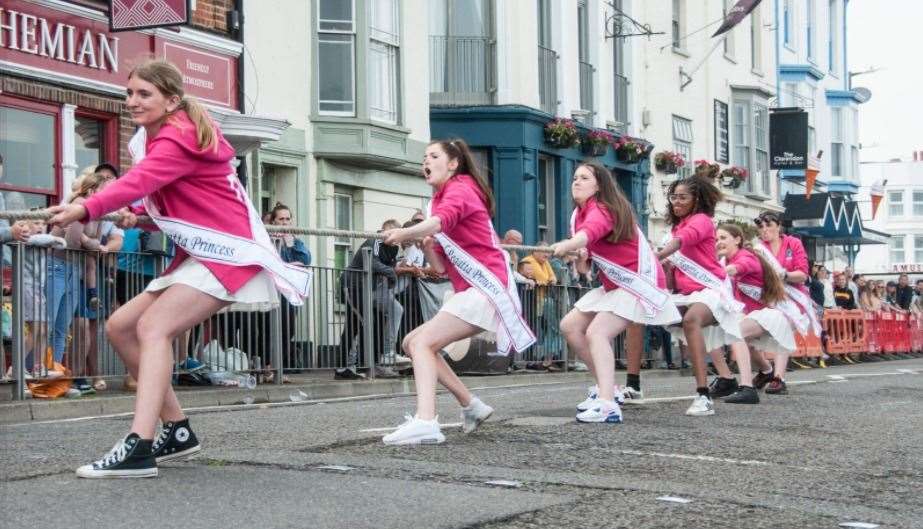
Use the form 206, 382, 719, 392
751, 242, 821, 335
427, 203, 535, 354
131, 129, 311, 306
668, 250, 745, 313
570, 210, 668, 317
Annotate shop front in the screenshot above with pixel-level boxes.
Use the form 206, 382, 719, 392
0, 0, 286, 208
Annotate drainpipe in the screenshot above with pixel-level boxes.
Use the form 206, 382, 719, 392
774, 0, 783, 194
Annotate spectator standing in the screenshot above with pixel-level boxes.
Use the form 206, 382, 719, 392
335, 219, 399, 379
843, 266, 858, 300
895, 273, 914, 310
262, 203, 310, 375
858, 282, 883, 312
519, 246, 562, 370
885, 281, 899, 306
832, 273, 857, 310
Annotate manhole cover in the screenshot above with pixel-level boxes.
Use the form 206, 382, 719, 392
508, 416, 574, 427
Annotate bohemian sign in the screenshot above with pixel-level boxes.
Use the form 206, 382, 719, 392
769, 109, 808, 170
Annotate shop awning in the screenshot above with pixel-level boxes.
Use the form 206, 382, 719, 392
781, 192, 888, 245
208, 107, 291, 154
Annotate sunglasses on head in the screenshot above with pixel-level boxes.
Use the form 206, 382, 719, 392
753, 213, 780, 226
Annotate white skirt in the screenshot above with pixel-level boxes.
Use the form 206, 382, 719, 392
574, 286, 681, 326
440, 287, 499, 334
668, 287, 743, 347
744, 307, 797, 353
145, 258, 279, 312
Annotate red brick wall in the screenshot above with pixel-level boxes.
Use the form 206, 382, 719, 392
191, 0, 236, 35
1, 77, 133, 174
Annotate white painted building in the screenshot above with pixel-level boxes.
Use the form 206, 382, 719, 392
853, 156, 923, 275
633, 0, 781, 244
243, 0, 434, 268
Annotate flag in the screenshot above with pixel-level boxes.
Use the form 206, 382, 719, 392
870, 179, 886, 219
712, 0, 763, 38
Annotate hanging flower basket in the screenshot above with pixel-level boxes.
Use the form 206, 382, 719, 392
654, 150, 686, 175
612, 135, 648, 163
581, 129, 613, 157
544, 118, 580, 149
719, 166, 749, 189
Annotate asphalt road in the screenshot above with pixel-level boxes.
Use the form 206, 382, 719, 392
2, 359, 922, 529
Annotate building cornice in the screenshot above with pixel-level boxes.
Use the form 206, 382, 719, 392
826, 89, 870, 104
779, 64, 826, 81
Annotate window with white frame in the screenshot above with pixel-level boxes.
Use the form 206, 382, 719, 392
733, 95, 770, 196
369, 0, 400, 123
750, 4, 762, 71
733, 101, 750, 187
333, 191, 354, 269
783, 0, 792, 47
806, 0, 816, 60
672, 115, 693, 179
828, 0, 838, 74
783, 82, 798, 107
722, 0, 735, 58
830, 107, 843, 177
913, 191, 923, 217
317, 0, 356, 115
671, 0, 684, 51
915, 235, 923, 263
714, 100, 729, 163
890, 235, 905, 264
754, 103, 770, 193
888, 190, 904, 217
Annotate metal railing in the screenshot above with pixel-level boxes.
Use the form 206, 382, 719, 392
613, 73, 630, 129
538, 45, 558, 115
0, 233, 670, 400
578, 60, 595, 125
430, 35, 495, 106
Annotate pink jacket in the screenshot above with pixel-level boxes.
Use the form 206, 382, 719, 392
574, 197, 666, 291
83, 111, 261, 294
762, 234, 809, 295
727, 248, 766, 313
671, 213, 725, 295
430, 174, 510, 293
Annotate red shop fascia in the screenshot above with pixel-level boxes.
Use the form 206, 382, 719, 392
0, 0, 242, 208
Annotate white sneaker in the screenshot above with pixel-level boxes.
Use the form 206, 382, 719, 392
66, 388, 82, 398
461, 397, 494, 434
382, 415, 445, 446
621, 386, 644, 403
577, 385, 625, 411
571, 362, 589, 372
576, 399, 623, 423
685, 395, 715, 416
392, 354, 412, 366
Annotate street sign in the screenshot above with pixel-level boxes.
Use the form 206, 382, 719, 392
770, 110, 809, 170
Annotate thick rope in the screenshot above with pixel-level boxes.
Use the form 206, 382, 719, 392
0, 210, 570, 255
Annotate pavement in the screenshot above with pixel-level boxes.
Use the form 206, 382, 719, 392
2, 359, 923, 528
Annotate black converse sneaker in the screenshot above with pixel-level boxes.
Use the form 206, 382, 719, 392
152, 418, 201, 463
76, 433, 157, 478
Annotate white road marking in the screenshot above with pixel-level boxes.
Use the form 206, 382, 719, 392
656, 495, 692, 504
827, 375, 846, 380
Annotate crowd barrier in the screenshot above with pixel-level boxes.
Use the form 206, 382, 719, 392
818, 308, 921, 360
1, 238, 660, 400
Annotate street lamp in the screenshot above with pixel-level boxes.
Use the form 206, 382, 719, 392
848, 66, 881, 89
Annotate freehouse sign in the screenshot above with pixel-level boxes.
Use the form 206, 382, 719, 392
769, 109, 809, 170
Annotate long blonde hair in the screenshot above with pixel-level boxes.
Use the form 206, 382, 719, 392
128, 59, 218, 152
69, 172, 109, 203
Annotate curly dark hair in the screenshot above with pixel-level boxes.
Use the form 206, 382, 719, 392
666, 175, 724, 225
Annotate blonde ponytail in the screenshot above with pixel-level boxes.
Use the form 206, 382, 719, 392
177, 97, 218, 152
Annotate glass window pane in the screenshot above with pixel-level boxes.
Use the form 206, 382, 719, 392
0, 106, 56, 192
319, 0, 353, 31
318, 34, 355, 114
450, 0, 488, 37
913, 191, 923, 216
370, 0, 399, 44
75, 116, 104, 173
369, 41, 397, 122
915, 235, 923, 262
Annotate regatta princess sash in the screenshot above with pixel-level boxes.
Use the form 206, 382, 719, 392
736, 280, 810, 334
130, 129, 311, 306
751, 241, 820, 335
427, 203, 535, 354
662, 233, 744, 312
570, 210, 669, 317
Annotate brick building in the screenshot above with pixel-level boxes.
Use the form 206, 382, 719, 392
0, 0, 286, 208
